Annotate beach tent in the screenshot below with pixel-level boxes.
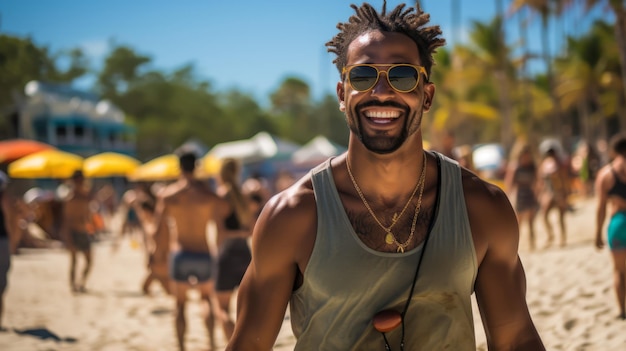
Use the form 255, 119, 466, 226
208, 132, 300, 164
292, 135, 347, 165
472, 143, 505, 171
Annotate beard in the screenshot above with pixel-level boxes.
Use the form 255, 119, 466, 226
347, 101, 422, 154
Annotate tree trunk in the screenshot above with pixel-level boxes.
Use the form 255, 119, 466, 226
613, 6, 626, 125
518, 7, 535, 140
495, 0, 513, 150
541, 14, 567, 148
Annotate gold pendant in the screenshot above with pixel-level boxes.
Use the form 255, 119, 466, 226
397, 246, 405, 253
385, 232, 395, 245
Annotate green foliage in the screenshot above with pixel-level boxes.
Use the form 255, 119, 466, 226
0, 35, 89, 138
1, 5, 624, 159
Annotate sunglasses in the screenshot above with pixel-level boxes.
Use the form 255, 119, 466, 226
342, 64, 428, 93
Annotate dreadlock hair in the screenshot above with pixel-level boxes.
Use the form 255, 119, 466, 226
326, 1, 445, 78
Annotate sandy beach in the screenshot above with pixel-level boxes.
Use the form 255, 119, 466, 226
1, 196, 626, 350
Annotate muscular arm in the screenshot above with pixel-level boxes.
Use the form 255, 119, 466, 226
466, 175, 545, 350
226, 186, 316, 351
594, 167, 611, 248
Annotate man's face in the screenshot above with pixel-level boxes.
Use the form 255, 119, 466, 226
337, 30, 434, 154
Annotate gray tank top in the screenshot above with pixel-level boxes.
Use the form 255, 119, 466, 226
290, 152, 478, 350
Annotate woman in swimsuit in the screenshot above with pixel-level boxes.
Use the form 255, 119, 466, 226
595, 132, 626, 319
538, 147, 571, 247
505, 143, 539, 250
214, 158, 263, 341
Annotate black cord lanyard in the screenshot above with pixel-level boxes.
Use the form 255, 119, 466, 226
381, 152, 441, 351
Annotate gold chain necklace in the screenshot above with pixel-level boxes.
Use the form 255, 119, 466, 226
346, 152, 427, 253
395, 155, 427, 252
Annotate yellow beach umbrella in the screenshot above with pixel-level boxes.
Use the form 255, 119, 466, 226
83, 152, 141, 178
198, 154, 223, 178
8, 149, 83, 179
128, 154, 180, 182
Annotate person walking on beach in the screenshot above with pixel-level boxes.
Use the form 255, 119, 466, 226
124, 182, 170, 295
227, 2, 544, 350
117, 182, 150, 251
152, 151, 229, 351
214, 158, 257, 342
60, 170, 96, 293
594, 132, 626, 320
0, 171, 13, 331
538, 147, 571, 247
505, 143, 539, 250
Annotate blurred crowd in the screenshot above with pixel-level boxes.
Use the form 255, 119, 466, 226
2, 164, 296, 255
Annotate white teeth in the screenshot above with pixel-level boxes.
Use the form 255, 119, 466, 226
364, 111, 400, 118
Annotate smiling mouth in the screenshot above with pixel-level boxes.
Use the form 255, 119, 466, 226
364, 110, 401, 124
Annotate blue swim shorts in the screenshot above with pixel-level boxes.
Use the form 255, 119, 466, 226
608, 212, 626, 250
169, 251, 213, 283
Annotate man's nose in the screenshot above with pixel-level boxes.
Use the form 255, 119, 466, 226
370, 72, 395, 97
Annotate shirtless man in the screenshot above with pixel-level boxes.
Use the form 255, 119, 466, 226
595, 132, 626, 319
60, 170, 96, 293
227, 2, 543, 350
152, 151, 230, 351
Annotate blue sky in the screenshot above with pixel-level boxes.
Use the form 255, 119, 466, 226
1, 0, 605, 104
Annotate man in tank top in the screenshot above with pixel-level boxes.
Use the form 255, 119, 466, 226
226, 2, 544, 350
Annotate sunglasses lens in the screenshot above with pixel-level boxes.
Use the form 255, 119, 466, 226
349, 66, 379, 91
388, 65, 419, 92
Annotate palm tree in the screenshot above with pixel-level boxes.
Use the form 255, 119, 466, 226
509, 0, 565, 141
555, 20, 623, 141
467, 16, 517, 150
583, 0, 626, 125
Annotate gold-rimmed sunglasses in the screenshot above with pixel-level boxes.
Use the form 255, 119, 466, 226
342, 64, 428, 93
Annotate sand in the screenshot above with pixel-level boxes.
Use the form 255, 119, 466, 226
2, 196, 625, 350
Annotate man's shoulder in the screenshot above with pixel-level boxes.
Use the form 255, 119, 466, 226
460, 169, 512, 218
253, 179, 317, 255
263, 177, 316, 225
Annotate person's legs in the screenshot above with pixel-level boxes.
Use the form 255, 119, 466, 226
558, 207, 567, 247
610, 250, 626, 318
541, 202, 555, 247
143, 266, 170, 295
79, 248, 92, 291
557, 198, 568, 247
172, 281, 189, 351
142, 271, 154, 295
216, 290, 235, 341
517, 210, 534, 250
199, 281, 217, 350
142, 254, 156, 294
0, 238, 10, 331
156, 275, 171, 295
68, 248, 78, 291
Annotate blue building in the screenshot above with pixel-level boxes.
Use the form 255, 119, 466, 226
16, 80, 136, 157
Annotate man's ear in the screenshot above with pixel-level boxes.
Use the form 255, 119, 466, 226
422, 83, 435, 112
337, 81, 346, 112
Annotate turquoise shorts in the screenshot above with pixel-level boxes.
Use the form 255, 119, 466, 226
608, 212, 626, 250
